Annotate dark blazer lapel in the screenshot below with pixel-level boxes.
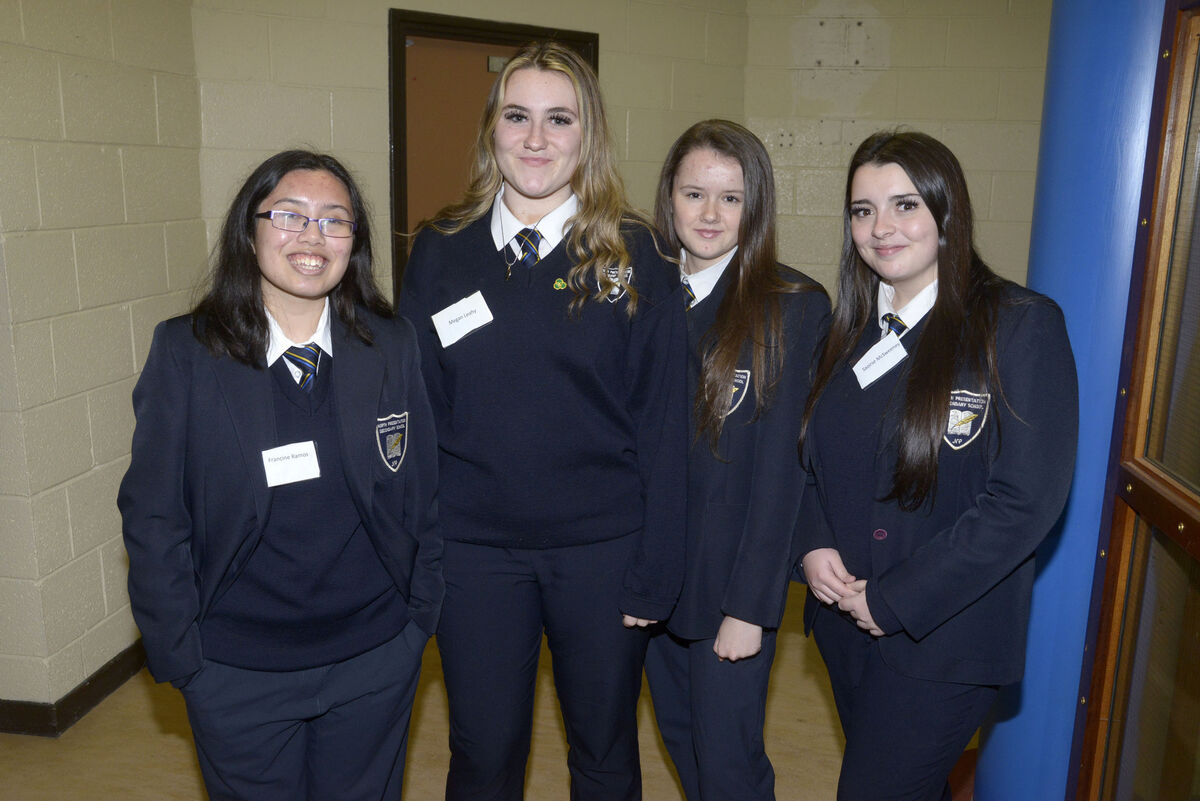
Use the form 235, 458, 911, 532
332, 314, 385, 509
210, 355, 276, 524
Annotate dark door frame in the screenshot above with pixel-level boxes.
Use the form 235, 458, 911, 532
387, 9, 599, 299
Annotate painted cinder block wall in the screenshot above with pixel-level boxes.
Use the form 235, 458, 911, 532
0, 0, 205, 706
0, 0, 1050, 707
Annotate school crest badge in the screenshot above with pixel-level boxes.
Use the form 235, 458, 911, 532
944, 390, 989, 450
603, 264, 632, 303
726, 369, 751, 416
375, 412, 409, 472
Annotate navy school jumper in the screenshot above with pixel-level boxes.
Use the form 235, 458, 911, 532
396, 217, 689, 620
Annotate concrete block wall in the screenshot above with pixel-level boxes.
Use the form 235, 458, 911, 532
746, 0, 1051, 291
0, 0, 204, 704
190, 0, 749, 287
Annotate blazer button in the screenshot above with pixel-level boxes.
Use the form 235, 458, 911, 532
872, 528, 888, 541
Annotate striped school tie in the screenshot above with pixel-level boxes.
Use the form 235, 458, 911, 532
682, 278, 696, 309
881, 312, 907, 337
283, 343, 321, 392
514, 228, 543, 267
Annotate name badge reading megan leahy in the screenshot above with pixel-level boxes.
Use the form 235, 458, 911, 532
433, 291, 493, 348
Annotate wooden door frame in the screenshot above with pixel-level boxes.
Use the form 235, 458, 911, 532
387, 10, 598, 300
1073, 2, 1200, 797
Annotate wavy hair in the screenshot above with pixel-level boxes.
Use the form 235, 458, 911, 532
655, 119, 817, 450
800, 130, 1009, 509
421, 40, 646, 314
192, 150, 390, 365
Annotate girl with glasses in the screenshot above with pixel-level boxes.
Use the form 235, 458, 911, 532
119, 150, 440, 801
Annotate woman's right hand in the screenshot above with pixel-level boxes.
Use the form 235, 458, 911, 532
801, 548, 856, 605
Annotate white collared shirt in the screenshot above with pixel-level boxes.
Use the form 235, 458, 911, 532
266, 298, 333, 384
876, 279, 938, 339
489, 184, 579, 261
680, 247, 737, 307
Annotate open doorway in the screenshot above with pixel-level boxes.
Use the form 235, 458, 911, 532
387, 10, 598, 299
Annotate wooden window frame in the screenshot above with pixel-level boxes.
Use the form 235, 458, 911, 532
1076, 6, 1200, 799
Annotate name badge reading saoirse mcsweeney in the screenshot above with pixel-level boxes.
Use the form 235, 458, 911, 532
376, 413, 409, 472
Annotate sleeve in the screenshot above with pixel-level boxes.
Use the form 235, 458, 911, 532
872, 298, 1079, 640
116, 321, 203, 685
796, 471, 839, 565
721, 290, 832, 628
397, 316, 444, 636
618, 239, 690, 620
395, 231, 452, 427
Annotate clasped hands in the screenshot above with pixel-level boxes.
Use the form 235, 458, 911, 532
801, 548, 884, 637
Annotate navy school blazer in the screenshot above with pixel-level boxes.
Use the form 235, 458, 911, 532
799, 286, 1078, 686
669, 266, 830, 640
117, 309, 442, 685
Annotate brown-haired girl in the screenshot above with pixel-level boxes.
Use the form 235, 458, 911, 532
799, 130, 1078, 800
644, 119, 829, 801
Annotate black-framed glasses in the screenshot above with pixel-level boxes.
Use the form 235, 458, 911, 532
254, 210, 356, 238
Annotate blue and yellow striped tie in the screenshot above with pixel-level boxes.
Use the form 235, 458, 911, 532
515, 228, 543, 267
882, 312, 907, 337
682, 278, 696, 309
283, 343, 321, 392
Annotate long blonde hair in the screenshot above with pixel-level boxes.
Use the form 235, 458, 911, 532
423, 40, 645, 313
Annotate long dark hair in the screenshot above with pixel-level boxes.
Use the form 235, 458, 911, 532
800, 130, 1008, 509
656, 120, 812, 450
192, 150, 391, 365
423, 41, 648, 315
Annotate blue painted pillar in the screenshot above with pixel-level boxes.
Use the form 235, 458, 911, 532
974, 1, 1164, 798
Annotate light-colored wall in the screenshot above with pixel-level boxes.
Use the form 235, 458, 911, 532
0, 0, 1050, 705
0, 0, 205, 704
748, 0, 1051, 291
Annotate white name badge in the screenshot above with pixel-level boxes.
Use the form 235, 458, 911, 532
262, 441, 321, 487
852, 332, 908, 389
432, 291, 493, 348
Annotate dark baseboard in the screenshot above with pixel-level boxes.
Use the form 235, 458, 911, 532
0, 639, 145, 737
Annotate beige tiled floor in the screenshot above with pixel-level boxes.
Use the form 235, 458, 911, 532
0, 592, 844, 800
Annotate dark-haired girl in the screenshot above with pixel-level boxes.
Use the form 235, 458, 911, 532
119, 150, 440, 801
396, 41, 687, 801
798, 130, 1078, 801
643, 119, 829, 801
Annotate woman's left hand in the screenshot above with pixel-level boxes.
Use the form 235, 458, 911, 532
838, 580, 884, 636
714, 615, 763, 662
622, 615, 658, 628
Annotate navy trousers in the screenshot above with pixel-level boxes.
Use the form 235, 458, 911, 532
180, 620, 428, 801
436, 535, 649, 801
645, 628, 778, 801
811, 604, 998, 801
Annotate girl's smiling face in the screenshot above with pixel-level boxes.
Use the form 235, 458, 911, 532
492, 67, 582, 222
254, 169, 354, 318
672, 147, 744, 275
849, 161, 940, 308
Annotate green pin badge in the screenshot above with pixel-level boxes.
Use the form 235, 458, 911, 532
553, 278, 567, 290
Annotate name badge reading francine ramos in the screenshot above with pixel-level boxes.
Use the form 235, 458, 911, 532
262, 441, 320, 487
852, 332, 907, 389
433, 291, 493, 348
